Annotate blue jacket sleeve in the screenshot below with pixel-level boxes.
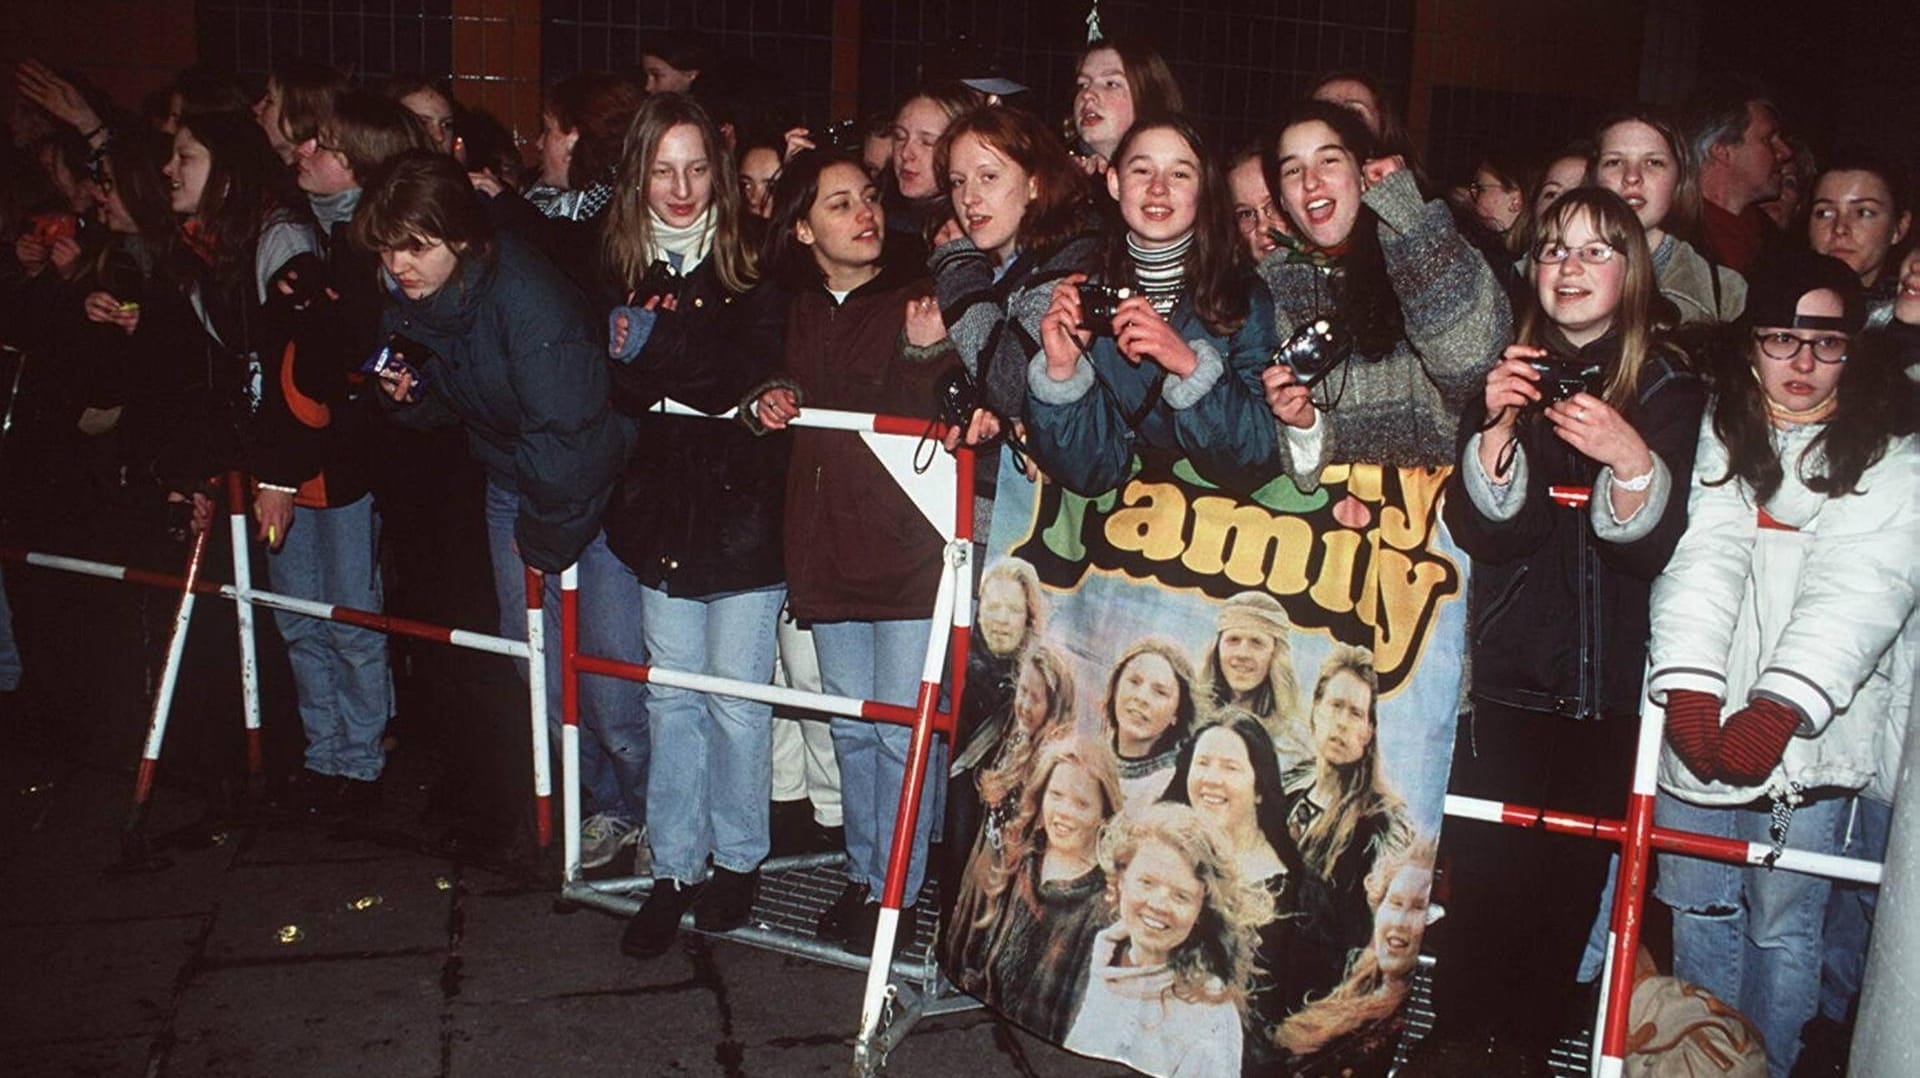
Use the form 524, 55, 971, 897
1024, 340, 1139, 496
1169, 279, 1284, 494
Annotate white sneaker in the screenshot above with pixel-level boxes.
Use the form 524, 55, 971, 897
579, 813, 639, 869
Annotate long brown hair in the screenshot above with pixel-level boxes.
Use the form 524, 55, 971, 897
1519, 187, 1658, 414
976, 644, 1079, 812
1274, 837, 1437, 1055
1100, 636, 1202, 760
1103, 115, 1250, 336
972, 733, 1122, 929
603, 92, 756, 296
1297, 645, 1407, 883
1076, 36, 1186, 123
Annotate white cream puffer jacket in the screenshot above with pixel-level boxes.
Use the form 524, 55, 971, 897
1648, 415, 1920, 806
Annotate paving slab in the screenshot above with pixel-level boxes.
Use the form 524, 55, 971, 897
0, 1033, 154, 1078
0, 915, 202, 1045
164, 954, 444, 1078
203, 855, 452, 962
448, 989, 723, 1078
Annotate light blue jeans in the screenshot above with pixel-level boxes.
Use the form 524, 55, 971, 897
1654, 790, 1850, 1078
1819, 795, 1890, 1022
484, 482, 648, 826
265, 495, 391, 781
815, 617, 939, 902
637, 583, 784, 885
0, 565, 18, 692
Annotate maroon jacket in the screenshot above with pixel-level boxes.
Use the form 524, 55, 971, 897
775, 264, 956, 624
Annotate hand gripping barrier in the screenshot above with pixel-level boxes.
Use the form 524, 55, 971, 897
0, 471, 555, 854
552, 401, 976, 1074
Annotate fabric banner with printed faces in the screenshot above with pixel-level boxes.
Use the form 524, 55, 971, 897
940, 450, 1467, 1077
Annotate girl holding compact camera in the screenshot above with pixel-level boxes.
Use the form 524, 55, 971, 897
1027, 115, 1281, 497
596, 93, 791, 959
1259, 100, 1511, 483
1434, 186, 1706, 1064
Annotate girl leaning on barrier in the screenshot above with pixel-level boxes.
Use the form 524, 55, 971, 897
1258, 100, 1510, 482
596, 92, 791, 960
1647, 250, 1919, 1078
1436, 186, 1706, 1066
1027, 114, 1282, 498
357, 150, 651, 868
749, 147, 960, 958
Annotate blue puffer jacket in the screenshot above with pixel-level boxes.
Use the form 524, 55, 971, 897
377, 233, 634, 572
1024, 276, 1282, 496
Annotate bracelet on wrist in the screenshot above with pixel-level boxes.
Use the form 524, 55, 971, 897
257, 482, 299, 495
79, 124, 106, 142
1611, 463, 1656, 492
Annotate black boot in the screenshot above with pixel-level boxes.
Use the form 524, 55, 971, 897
694, 866, 759, 932
815, 880, 868, 941
620, 878, 703, 960
841, 901, 916, 960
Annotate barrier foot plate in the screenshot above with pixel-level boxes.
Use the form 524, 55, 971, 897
106, 828, 173, 875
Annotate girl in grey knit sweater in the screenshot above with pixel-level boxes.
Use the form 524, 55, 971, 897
1258, 101, 1512, 484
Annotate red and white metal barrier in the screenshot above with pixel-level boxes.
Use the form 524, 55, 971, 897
0, 471, 553, 849
555, 402, 974, 1068
1442, 694, 1885, 1076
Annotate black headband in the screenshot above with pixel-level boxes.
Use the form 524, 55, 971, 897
1788, 314, 1851, 330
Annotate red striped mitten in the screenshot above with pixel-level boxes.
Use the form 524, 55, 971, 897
1716, 697, 1801, 787
1663, 689, 1723, 781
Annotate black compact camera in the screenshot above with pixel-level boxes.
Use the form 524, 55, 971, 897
1076, 282, 1133, 336
361, 332, 435, 399
821, 118, 863, 153
1528, 359, 1605, 405
1268, 317, 1352, 387
632, 259, 681, 307
934, 366, 980, 430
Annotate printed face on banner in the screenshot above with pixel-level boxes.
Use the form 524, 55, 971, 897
943, 449, 1466, 1078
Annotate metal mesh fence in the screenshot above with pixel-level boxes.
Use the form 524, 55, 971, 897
197, 0, 457, 87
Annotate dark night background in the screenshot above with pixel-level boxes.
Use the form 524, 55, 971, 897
4, 1, 1914, 192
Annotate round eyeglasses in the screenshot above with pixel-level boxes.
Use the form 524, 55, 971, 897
1752, 331, 1849, 364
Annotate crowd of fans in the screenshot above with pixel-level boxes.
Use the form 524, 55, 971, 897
1, 30, 1915, 1078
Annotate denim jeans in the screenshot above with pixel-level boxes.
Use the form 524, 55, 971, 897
637, 583, 784, 885
264, 495, 391, 781
1655, 790, 1851, 1078
815, 617, 939, 901
0, 565, 18, 692
484, 482, 648, 825
1819, 795, 1890, 1022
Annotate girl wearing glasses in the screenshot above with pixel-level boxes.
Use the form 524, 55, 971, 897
1647, 250, 1919, 1077
1436, 187, 1706, 1064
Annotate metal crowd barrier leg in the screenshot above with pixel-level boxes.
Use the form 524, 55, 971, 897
118, 526, 211, 870
526, 566, 552, 850
559, 564, 584, 877
1594, 706, 1665, 1076
224, 473, 264, 789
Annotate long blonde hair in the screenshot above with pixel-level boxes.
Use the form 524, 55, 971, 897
1099, 801, 1273, 1011
1519, 187, 1659, 414
602, 92, 756, 295
1274, 838, 1437, 1055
